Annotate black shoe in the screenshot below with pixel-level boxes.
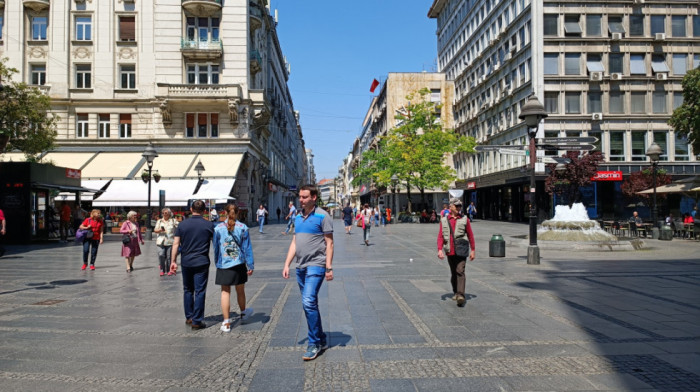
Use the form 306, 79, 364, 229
130, 266, 134, 272
191, 322, 206, 330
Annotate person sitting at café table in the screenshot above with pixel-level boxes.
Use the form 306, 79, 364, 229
630, 211, 643, 236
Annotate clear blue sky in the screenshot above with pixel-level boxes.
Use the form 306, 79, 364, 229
273, 1, 438, 181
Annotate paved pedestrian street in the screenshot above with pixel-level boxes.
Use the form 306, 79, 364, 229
0, 220, 698, 391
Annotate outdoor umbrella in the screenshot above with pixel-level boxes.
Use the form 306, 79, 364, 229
637, 175, 700, 195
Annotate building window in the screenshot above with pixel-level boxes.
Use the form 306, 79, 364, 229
76, 114, 88, 138
32, 16, 47, 40
119, 16, 135, 42
75, 16, 92, 41
565, 92, 581, 114
185, 113, 218, 138
30, 64, 46, 85
544, 53, 558, 75
631, 92, 646, 114
609, 131, 625, 161
186, 63, 219, 84
0, 16, 3, 40
694, 16, 700, 37
671, 15, 686, 37
99, 114, 110, 138
694, 54, 700, 69
609, 90, 624, 114
120, 65, 136, 89
543, 14, 558, 36
586, 14, 602, 36
631, 131, 647, 161
211, 113, 219, 138
544, 92, 558, 113
609, 53, 623, 74
564, 53, 580, 75
186, 113, 195, 137
653, 132, 668, 161
630, 54, 646, 75
544, 131, 559, 156
608, 16, 625, 36
672, 54, 687, 76
652, 90, 667, 114
75, 64, 91, 89
119, 114, 132, 138
186, 16, 220, 43
651, 54, 670, 75
675, 134, 689, 161
586, 53, 604, 74
629, 15, 644, 37
651, 15, 665, 35
673, 92, 683, 110
588, 91, 602, 113
564, 15, 582, 36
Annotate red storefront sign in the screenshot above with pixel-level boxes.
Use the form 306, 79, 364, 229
466, 181, 476, 190
66, 168, 81, 179
591, 171, 622, 181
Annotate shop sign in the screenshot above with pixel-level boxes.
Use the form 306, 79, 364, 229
466, 181, 476, 190
592, 171, 622, 181
289, 185, 297, 191
66, 168, 81, 179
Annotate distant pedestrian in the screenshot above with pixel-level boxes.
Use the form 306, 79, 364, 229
437, 198, 475, 307
466, 201, 477, 221
210, 207, 219, 222
342, 203, 354, 234
282, 201, 297, 235
256, 204, 267, 233
380, 206, 387, 226
120, 211, 144, 273
214, 204, 254, 332
356, 203, 373, 246
0, 207, 6, 258
373, 206, 380, 227
60, 202, 72, 242
282, 184, 333, 361
276, 207, 281, 223
154, 208, 178, 276
79, 209, 104, 271
170, 200, 215, 330
441, 203, 449, 217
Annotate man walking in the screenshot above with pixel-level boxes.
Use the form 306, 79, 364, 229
282, 185, 334, 361
437, 198, 475, 307
276, 207, 281, 223
342, 203, 354, 234
282, 201, 297, 235
60, 202, 71, 242
170, 200, 214, 330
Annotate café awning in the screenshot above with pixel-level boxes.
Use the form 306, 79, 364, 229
91, 179, 236, 207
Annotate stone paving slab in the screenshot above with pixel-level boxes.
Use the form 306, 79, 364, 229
0, 220, 698, 390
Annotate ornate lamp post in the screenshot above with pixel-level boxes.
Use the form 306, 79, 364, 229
390, 174, 399, 222
518, 94, 548, 265
646, 142, 662, 228
142, 143, 158, 240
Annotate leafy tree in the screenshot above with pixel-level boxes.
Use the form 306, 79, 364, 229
352, 88, 475, 212
0, 58, 58, 157
668, 67, 700, 154
544, 151, 605, 204
621, 168, 672, 201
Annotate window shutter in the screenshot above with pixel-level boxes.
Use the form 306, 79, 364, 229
198, 113, 207, 125
211, 113, 218, 125
120, 17, 135, 41
186, 113, 194, 128
120, 114, 132, 124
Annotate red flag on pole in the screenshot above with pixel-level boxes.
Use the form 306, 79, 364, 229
370, 79, 379, 93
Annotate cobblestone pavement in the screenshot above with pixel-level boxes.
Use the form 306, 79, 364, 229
0, 220, 698, 391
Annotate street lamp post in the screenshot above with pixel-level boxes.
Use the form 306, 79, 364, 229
646, 143, 662, 228
390, 174, 398, 223
142, 143, 158, 240
518, 94, 548, 265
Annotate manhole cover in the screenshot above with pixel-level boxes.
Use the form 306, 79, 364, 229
31, 299, 66, 306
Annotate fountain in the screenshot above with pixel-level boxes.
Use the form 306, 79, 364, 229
538, 203, 618, 242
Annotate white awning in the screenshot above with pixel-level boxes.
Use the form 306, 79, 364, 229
0, 153, 28, 162
55, 180, 111, 202
186, 153, 243, 177
133, 153, 199, 179
191, 179, 236, 203
92, 179, 200, 207
81, 153, 144, 179
41, 152, 96, 170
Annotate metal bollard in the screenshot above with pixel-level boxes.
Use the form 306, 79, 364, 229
489, 234, 506, 257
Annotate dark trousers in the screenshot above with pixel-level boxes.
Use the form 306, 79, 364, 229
181, 264, 209, 325
82, 239, 99, 265
447, 255, 467, 296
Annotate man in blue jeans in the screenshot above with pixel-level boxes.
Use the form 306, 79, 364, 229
170, 200, 214, 330
282, 184, 334, 361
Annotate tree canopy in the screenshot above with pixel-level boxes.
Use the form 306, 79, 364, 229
544, 151, 605, 204
621, 167, 672, 201
668, 67, 700, 154
0, 58, 58, 158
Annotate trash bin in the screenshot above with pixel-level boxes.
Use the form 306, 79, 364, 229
659, 224, 673, 241
489, 234, 505, 257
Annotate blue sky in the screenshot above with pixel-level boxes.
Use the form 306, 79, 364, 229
273, 1, 438, 181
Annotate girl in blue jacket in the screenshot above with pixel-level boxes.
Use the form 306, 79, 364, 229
213, 204, 254, 332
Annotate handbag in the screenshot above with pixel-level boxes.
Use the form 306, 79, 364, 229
448, 218, 470, 258
122, 234, 132, 245
155, 220, 166, 246
356, 219, 363, 228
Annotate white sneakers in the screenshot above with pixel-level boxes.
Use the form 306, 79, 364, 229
220, 319, 232, 332
220, 308, 254, 332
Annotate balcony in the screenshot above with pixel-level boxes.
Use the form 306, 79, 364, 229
250, 50, 262, 75
180, 38, 222, 60
23, 0, 49, 11
249, 3, 264, 32
156, 83, 241, 100
181, 0, 221, 17
0, 1, 5, 7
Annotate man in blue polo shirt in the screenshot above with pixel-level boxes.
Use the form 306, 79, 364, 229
282, 184, 334, 361
170, 200, 214, 330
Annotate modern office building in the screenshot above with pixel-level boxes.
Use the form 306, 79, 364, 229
0, 0, 308, 221
429, 0, 700, 221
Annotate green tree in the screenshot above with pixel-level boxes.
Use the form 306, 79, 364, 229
668, 67, 700, 154
0, 58, 58, 158
544, 151, 604, 204
352, 88, 475, 212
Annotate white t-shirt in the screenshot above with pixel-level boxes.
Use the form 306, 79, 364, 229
256, 208, 266, 217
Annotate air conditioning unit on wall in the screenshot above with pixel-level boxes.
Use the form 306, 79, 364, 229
611, 73, 623, 80
655, 33, 666, 41
656, 72, 668, 80
611, 32, 622, 41
590, 72, 603, 81
592, 113, 603, 121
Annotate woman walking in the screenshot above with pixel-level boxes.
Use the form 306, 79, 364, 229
213, 204, 254, 332
79, 209, 104, 270
120, 211, 144, 273
356, 203, 373, 246
154, 208, 178, 276
256, 204, 267, 234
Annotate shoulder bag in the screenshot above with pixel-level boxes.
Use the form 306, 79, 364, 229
121, 222, 132, 245
448, 219, 470, 258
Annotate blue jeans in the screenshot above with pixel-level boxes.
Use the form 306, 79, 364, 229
258, 216, 265, 232
285, 218, 294, 234
181, 264, 209, 325
296, 266, 327, 346
82, 239, 99, 265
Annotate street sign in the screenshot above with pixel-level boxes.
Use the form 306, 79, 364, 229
474, 145, 528, 152
540, 144, 596, 151
540, 157, 572, 164
537, 137, 598, 144
498, 148, 527, 156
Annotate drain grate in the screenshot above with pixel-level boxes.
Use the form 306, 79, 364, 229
31, 299, 65, 306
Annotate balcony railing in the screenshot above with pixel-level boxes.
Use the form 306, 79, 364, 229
181, 0, 220, 3
157, 83, 241, 99
181, 38, 222, 51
